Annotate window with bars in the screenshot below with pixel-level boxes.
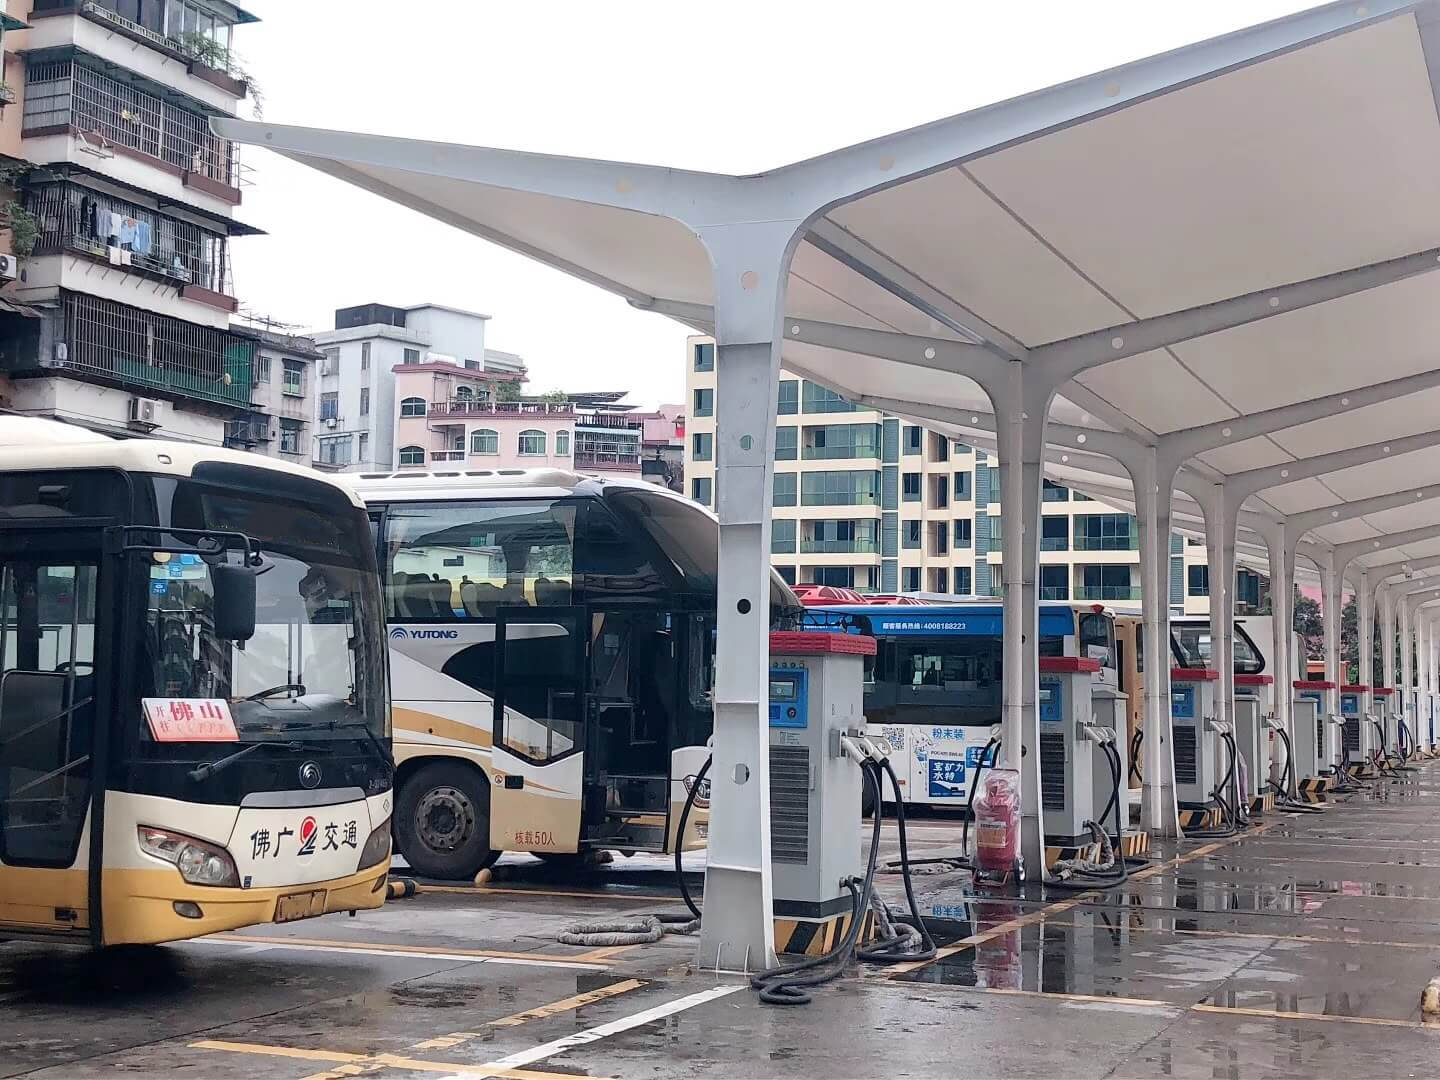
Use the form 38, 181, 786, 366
27, 182, 233, 295
254, 354, 270, 383
278, 418, 303, 454
24, 60, 241, 186
57, 292, 252, 406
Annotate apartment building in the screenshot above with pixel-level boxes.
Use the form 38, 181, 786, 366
685, 335, 1233, 615
223, 324, 319, 463
308, 302, 526, 471
638, 404, 684, 490
0, 1, 270, 445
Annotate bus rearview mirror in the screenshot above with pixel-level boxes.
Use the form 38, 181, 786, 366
211, 563, 257, 642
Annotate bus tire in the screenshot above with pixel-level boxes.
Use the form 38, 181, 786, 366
395, 761, 500, 881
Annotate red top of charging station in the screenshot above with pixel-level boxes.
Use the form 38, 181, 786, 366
1038, 656, 1102, 673
1172, 667, 1218, 681
769, 631, 877, 656
1293, 680, 1336, 689
1235, 674, 1274, 686
1341, 684, 1369, 693
1373, 686, 1396, 696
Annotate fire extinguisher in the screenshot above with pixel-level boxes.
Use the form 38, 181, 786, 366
975, 768, 1020, 882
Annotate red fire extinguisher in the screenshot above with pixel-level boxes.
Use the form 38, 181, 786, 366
975, 769, 1020, 882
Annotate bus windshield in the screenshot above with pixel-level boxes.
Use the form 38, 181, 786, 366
1172, 622, 1264, 674
142, 480, 386, 744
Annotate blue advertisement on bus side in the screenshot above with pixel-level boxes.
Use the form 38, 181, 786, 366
928, 758, 966, 798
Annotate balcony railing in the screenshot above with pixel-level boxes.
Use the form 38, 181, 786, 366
1039, 586, 1071, 601
223, 416, 271, 447
802, 444, 881, 460
431, 450, 465, 463
1073, 536, 1138, 551
1075, 585, 1139, 601
799, 539, 879, 554
23, 60, 246, 190
65, 1, 249, 81
574, 449, 641, 470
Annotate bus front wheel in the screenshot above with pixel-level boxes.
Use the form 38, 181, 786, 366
395, 762, 501, 880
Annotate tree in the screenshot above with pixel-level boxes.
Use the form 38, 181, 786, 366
1340, 596, 1358, 683
1293, 586, 1324, 660
496, 380, 522, 403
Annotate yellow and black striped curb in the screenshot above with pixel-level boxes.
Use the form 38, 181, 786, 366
774, 909, 877, 956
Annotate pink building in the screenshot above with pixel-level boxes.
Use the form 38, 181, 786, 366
391, 362, 644, 473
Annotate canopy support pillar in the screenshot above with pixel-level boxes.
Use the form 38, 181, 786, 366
1319, 556, 1342, 766
1134, 452, 1180, 839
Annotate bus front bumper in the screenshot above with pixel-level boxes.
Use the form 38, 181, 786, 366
101, 863, 391, 946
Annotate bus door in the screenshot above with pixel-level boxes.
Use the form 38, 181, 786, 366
0, 525, 111, 938
584, 608, 678, 843
491, 607, 586, 854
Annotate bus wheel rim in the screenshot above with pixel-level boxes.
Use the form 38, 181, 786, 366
416, 785, 476, 852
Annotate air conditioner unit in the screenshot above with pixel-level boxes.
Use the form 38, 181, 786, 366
127, 397, 160, 428
0, 254, 18, 281
325, 417, 337, 428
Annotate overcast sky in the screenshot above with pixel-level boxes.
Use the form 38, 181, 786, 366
230, 0, 1313, 408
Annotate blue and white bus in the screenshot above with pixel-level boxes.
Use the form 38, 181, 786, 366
806, 602, 1117, 809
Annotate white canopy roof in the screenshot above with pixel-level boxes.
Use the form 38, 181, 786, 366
217, 0, 1440, 584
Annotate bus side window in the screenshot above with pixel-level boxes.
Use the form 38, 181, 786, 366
1078, 613, 1115, 669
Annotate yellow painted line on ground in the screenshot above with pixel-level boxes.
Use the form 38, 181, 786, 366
955, 985, 1178, 1010
574, 944, 640, 962
409, 979, 647, 1053
1034, 917, 1440, 951
885, 823, 1273, 978
1190, 1003, 1440, 1030
214, 933, 593, 965
191, 1040, 612, 1080
416, 883, 680, 903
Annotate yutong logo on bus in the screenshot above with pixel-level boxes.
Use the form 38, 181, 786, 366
389, 627, 459, 640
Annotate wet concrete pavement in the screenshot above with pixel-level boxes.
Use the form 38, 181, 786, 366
6, 767, 1440, 1078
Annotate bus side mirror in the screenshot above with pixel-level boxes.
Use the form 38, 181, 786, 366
212, 563, 257, 642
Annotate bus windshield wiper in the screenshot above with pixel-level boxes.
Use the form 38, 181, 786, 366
243, 682, 307, 702
275, 719, 393, 770
187, 740, 304, 783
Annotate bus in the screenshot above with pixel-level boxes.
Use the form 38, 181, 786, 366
351, 468, 799, 880
0, 419, 392, 947
805, 601, 1119, 809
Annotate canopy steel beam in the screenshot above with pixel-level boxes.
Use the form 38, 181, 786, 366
1331, 524, 1440, 574
1289, 483, 1440, 538
1224, 430, 1440, 502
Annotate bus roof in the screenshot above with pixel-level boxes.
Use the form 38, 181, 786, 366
345, 467, 676, 503
0, 417, 365, 508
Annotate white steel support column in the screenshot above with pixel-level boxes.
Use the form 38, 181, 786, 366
1134, 452, 1181, 839
1382, 586, 1397, 695
695, 222, 802, 973
1401, 595, 1414, 749
1358, 571, 1373, 715
1320, 557, 1342, 728
1257, 520, 1295, 794
1202, 484, 1243, 815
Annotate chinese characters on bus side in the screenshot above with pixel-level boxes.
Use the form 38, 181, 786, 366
142, 698, 238, 742
250, 817, 360, 860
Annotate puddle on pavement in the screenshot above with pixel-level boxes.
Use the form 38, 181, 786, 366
0, 944, 189, 1006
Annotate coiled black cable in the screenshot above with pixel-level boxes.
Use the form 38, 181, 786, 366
1183, 730, 1239, 838
1044, 739, 1129, 890
959, 736, 1000, 858
1129, 728, 1143, 784
1270, 726, 1325, 814
857, 756, 937, 964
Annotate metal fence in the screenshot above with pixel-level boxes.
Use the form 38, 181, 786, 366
24, 60, 244, 188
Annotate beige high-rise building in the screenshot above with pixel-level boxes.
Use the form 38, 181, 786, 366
684, 335, 1246, 616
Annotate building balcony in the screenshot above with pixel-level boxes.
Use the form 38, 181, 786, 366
1073, 536, 1138, 551
1075, 584, 1140, 602
799, 539, 879, 554
431, 450, 465, 463
223, 414, 271, 448
801, 444, 880, 460
574, 449, 641, 471
1039, 586, 1070, 601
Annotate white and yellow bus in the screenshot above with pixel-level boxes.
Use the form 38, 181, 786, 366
351, 469, 798, 880
0, 419, 392, 946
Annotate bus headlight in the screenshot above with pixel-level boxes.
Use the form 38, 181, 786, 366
358, 817, 391, 870
138, 826, 240, 887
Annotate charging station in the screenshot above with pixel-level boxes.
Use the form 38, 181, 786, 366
1171, 667, 1225, 828
767, 631, 876, 956
1293, 681, 1335, 782
1037, 656, 1120, 851
1371, 686, 1397, 763
1290, 690, 1328, 796
1233, 674, 1273, 813
1339, 685, 1372, 775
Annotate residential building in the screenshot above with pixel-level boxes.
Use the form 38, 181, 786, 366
309, 302, 519, 471
636, 404, 684, 490
0, 0, 271, 445
685, 334, 1237, 614
391, 359, 644, 474
225, 324, 319, 463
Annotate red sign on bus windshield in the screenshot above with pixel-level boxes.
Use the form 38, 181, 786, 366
142, 698, 239, 742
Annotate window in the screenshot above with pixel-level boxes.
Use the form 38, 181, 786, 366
931, 433, 949, 462
555, 430, 571, 456
277, 418, 302, 454
454, 385, 475, 401
358, 433, 368, 463
902, 472, 921, 501
693, 342, 715, 371
470, 429, 498, 455
803, 423, 881, 459
1083, 565, 1133, 601
1188, 565, 1210, 596
403, 348, 421, 366
772, 519, 797, 554
930, 567, 949, 594
953, 518, 972, 548
282, 359, 305, 396
1073, 491, 1095, 502
359, 387, 370, 416
1041, 515, 1069, 551
953, 471, 972, 500
902, 566, 921, 592
800, 470, 881, 506
811, 567, 855, 588
954, 566, 973, 595
319, 392, 339, 421
692, 432, 713, 461
361, 342, 371, 370
1043, 480, 1069, 502
1039, 565, 1069, 600
775, 426, 798, 461
464, 359, 481, 370
518, 429, 547, 456
802, 519, 877, 554
776, 565, 797, 585
903, 520, 921, 549
317, 435, 352, 466
930, 474, 949, 510
801, 381, 857, 413
773, 472, 797, 507
1074, 513, 1136, 551
400, 396, 426, 418
930, 520, 949, 556
255, 354, 271, 383
693, 387, 714, 417
777, 379, 799, 415
398, 445, 425, 467
691, 477, 712, 506
903, 425, 922, 454
320, 349, 338, 376
953, 441, 972, 455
